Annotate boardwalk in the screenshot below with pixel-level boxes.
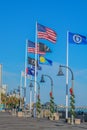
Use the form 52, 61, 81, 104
0, 112, 87, 130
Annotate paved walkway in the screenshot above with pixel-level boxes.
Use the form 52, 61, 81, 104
0, 112, 87, 130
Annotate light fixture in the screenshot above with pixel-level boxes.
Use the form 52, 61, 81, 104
57, 66, 64, 76
40, 75, 45, 83
29, 82, 33, 88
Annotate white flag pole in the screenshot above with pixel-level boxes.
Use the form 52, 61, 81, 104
24, 40, 28, 109
34, 21, 38, 117
66, 31, 69, 120
29, 85, 32, 116
20, 71, 23, 109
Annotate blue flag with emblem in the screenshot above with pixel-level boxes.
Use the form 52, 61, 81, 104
68, 32, 87, 45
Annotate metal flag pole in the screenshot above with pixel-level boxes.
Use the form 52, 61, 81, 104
66, 31, 69, 120
29, 85, 32, 114
0, 64, 2, 105
24, 40, 28, 109
20, 71, 23, 109
34, 21, 38, 117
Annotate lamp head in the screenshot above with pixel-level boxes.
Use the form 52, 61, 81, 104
17, 86, 20, 92
40, 75, 45, 83
10, 91, 13, 95
7, 92, 9, 96
57, 66, 64, 76
29, 82, 33, 88
13, 90, 16, 94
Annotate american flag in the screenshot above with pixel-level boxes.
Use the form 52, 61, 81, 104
27, 40, 45, 54
37, 23, 57, 43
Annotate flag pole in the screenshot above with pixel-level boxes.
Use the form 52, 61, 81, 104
24, 40, 28, 109
66, 31, 69, 120
34, 21, 38, 117
20, 71, 22, 109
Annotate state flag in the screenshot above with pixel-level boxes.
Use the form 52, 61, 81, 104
69, 32, 87, 45
39, 55, 52, 65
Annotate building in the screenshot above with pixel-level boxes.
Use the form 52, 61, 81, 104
1, 84, 7, 95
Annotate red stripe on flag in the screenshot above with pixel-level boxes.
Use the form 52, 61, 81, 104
27, 46, 45, 54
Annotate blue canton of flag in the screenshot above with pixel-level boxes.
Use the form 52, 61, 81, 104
27, 40, 35, 47
27, 40, 35, 53
68, 32, 87, 45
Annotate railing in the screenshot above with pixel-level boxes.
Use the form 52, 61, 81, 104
41, 105, 87, 113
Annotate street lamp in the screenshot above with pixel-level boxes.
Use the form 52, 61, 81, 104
40, 74, 53, 93
29, 80, 40, 118
29, 82, 33, 116
57, 65, 75, 124
40, 74, 54, 117
17, 86, 21, 109
13, 88, 20, 109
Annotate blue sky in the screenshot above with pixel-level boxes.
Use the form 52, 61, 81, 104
0, 0, 87, 106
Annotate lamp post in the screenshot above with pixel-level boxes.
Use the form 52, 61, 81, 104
40, 74, 53, 94
29, 80, 40, 118
13, 87, 20, 110
29, 82, 33, 116
40, 74, 54, 117
17, 86, 21, 109
57, 65, 75, 124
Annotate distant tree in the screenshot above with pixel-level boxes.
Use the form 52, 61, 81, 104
1, 93, 24, 109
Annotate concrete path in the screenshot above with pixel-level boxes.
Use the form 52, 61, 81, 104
0, 112, 87, 130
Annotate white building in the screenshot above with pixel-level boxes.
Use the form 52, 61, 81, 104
1, 84, 7, 94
